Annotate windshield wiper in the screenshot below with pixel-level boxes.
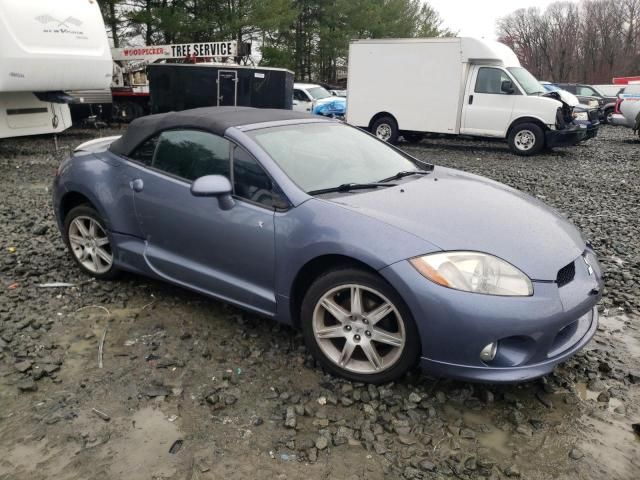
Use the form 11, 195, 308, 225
378, 170, 430, 183
308, 182, 397, 196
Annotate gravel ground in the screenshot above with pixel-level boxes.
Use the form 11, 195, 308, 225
0, 126, 638, 480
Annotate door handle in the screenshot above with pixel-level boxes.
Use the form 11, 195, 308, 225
130, 178, 144, 192
468, 95, 474, 105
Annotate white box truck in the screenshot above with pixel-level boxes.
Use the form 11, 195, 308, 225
0, 0, 112, 138
346, 37, 586, 155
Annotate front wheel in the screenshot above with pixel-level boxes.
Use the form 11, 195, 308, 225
508, 123, 544, 156
301, 269, 420, 384
64, 205, 119, 280
371, 116, 399, 144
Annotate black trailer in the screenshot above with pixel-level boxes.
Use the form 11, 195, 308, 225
148, 63, 294, 113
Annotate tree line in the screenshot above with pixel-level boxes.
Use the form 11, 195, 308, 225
498, 0, 640, 84
99, 0, 453, 84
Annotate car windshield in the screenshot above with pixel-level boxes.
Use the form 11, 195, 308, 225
248, 123, 423, 193
508, 67, 545, 95
542, 83, 560, 92
307, 87, 332, 100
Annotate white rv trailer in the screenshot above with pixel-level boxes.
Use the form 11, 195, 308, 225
0, 0, 112, 139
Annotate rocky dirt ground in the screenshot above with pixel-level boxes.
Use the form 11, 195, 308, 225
0, 125, 638, 480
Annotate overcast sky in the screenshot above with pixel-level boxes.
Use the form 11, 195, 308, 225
428, 0, 580, 40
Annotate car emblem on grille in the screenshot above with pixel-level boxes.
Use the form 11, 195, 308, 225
582, 255, 594, 276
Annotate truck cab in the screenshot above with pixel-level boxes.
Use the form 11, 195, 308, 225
460, 64, 583, 153
346, 37, 586, 156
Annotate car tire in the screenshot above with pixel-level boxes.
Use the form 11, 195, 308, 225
403, 133, 425, 144
371, 116, 399, 144
63, 205, 119, 280
301, 268, 420, 384
508, 123, 544, 156
603, 108, 614, 125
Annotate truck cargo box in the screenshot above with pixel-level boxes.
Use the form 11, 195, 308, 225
0, 0, 112, 92
148, 63, 294, 113
346, 38, 521, 134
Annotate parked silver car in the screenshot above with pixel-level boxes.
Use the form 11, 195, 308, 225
610, 84, 640, 129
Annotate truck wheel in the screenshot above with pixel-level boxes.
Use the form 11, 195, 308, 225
508, 123, 544, 156
371, 116, 399, 144
114, 100, 144, 122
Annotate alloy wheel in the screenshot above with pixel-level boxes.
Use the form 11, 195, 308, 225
68, 216, 113, 274
312, 284, 406, 374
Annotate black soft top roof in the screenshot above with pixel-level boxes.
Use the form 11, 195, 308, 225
109, 107, 316, 157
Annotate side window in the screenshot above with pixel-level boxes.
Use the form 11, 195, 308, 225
152, 130, 230, 181
130, 135, 159, 165
475, 68, 512, 94
577, 86, 596, 97
294, 89, 308, 101
233, 146, 285, 208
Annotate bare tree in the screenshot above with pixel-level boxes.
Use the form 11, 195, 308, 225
499, 0, 638, 83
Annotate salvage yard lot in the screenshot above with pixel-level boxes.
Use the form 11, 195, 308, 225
0, 126, 638, 480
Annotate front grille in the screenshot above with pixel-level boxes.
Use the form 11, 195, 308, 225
556, 261, 576, 287
588, 109, 599, 122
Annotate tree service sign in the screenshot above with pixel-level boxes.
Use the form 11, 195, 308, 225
112, 42, 237, 62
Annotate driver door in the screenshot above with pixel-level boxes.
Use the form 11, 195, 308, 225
124, 129, 278, 315
461, 66, 517, 137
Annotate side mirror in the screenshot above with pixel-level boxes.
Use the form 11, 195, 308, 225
501, 80, 515, 94
191, 175, 235, 210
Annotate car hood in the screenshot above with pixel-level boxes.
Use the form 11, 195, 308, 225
329, 167, 585, 281
543, 89, 579, 107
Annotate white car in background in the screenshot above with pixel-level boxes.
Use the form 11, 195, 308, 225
292, 83, 334, 112
610, 84, 640, 129
293, 82, 346, 117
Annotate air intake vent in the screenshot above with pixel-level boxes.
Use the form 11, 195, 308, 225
556, 261, 576, 287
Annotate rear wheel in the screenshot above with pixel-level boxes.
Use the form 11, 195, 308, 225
604, 108, 614, 125
301, 268, 420, 384
371, 116, 399, 144
64, 205, 119, 280
114, 100, 144, 122
508, 123, 544, 156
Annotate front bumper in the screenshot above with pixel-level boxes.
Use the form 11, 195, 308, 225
380, 250, 603, 383
420, 306, 598, 383
609, 113, 634, 128
545, 124, 587, 148
576, 121, 599, 140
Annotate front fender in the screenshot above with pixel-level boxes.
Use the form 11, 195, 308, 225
511, 96, 561, 129
273, 198, 440, 321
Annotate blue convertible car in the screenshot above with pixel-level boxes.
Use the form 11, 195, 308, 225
53, 107, 602, 384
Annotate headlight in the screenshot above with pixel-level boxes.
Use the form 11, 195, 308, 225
573, 112, 588, 121
409, 251, 533, 296
588, 100, 599, 108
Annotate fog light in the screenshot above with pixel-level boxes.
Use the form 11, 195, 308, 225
480, 342, 497, 362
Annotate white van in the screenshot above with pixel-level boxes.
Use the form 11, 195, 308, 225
346, 37, 586, 155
